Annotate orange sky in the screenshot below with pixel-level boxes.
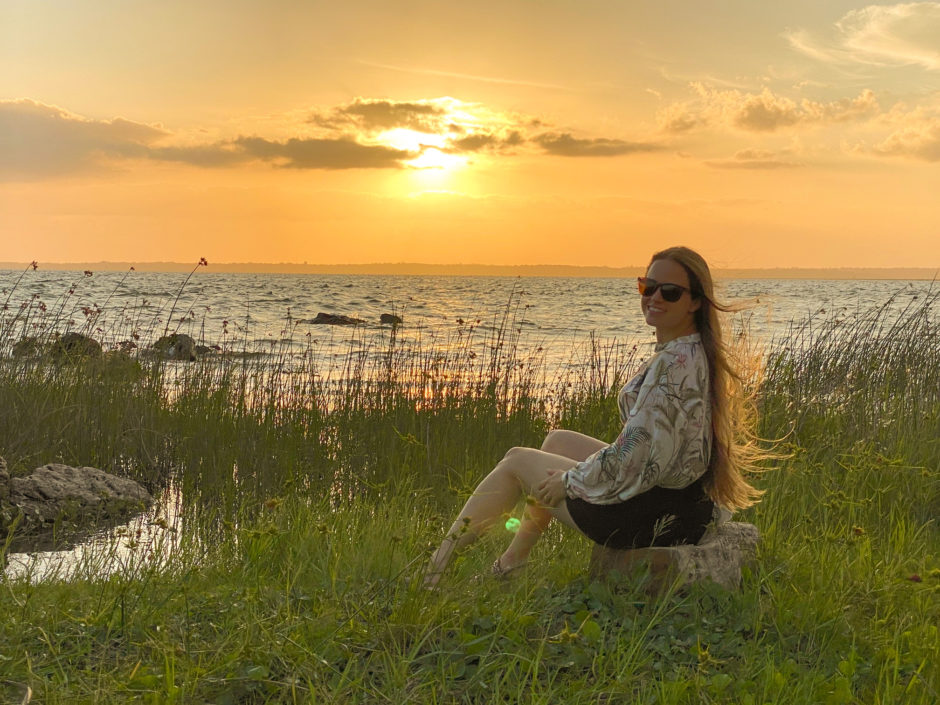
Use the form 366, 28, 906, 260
2, 1, 939, 268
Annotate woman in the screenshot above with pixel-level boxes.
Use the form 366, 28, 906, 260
424, 246, 763, 586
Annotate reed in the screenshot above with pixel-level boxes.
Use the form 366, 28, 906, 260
0, 271, 937, 703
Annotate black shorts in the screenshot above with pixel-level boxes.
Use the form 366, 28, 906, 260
566, 478, 714, 549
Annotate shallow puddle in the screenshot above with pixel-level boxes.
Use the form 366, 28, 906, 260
3, 484, 183, 582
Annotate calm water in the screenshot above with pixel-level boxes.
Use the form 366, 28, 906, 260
2, 269, 935, 368
2, 270, 936, 580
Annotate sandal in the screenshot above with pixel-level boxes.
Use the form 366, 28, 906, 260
491, 557, 527, 580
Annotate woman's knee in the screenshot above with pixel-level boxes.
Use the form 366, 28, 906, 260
501, 446, 532, 462
540, 430, 565, 453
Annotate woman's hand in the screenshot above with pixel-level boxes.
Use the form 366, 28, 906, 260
536, 470, 568, 508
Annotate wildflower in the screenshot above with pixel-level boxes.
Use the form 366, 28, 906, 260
908, 574, 922, 582
83, 270, 93, 277
30, 261, 38, 270
199, 257, 208, 266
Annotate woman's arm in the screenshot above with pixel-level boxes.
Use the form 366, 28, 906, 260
564, 350, 702, 504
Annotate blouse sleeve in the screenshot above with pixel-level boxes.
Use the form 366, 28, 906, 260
563, 349, 700, 504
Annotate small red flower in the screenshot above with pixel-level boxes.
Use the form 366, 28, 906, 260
199, 257, 208, 266
83, 270, 93, 277
908, 574, 922, 582
30, 261, 38, 270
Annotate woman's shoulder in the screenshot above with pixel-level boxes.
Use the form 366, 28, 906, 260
653, 334, 704, 368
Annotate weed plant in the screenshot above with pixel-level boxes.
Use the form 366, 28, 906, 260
0, 268, 937, 703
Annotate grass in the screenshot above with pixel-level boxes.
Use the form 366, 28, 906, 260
0, 268, 937, 703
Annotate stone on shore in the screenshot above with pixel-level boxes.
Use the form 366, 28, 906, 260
0, 459, 153, 539
152, 333, 197, 361
589, 521, 760, 592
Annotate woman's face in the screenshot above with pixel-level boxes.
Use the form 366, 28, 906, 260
641, 258, 701, 343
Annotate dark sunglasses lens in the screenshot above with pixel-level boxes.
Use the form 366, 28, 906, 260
660, 285, 684, 302
637, 278, 655, 296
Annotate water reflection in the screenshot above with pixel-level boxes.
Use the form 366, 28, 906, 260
4, 483, 183, 583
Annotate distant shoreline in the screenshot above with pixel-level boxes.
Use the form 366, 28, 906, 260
1, 261, 937, 280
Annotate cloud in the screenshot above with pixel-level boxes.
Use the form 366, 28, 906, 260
660, 85, 882, 133
873, 114, 940, 161
446, 130, 524, 153
533, 132, 662, 157
233, 136, 415, 169
0, 99, 167, 178
1, 96, 661, 178
732, 90, 803, 131
786, 2, 940, 70
312, 98, 450, 133
706, 149, 802, 169
0, 99, 421, 177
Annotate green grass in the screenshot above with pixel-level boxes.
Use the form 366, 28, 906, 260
0, 279, 937, 703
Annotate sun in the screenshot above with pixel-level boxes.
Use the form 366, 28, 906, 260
407, 147, 465, 170
377, 128, 467, 172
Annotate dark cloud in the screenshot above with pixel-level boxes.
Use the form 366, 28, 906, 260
0, 99, 167, 179
234, 136, 415, 169
148, 144, 248, 168
447, 130, 524, 153
0, 99, 418, 178
311, 98, 448, 133
534, 132, 662, 157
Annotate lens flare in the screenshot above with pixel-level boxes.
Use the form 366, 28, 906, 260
505, 517, 521, 533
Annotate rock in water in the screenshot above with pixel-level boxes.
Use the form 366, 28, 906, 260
50, 332, 102, 361
1, 462, 153, 539
589, 521, 760, 592
299, 312, 366, 325
11, 336, 43, 358
380, 313, 403, 325
152, 333, 197, 361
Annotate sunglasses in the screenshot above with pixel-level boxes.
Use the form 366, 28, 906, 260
637, 277, 692, 302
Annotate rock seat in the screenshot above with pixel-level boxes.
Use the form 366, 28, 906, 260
589, 521, 760, 592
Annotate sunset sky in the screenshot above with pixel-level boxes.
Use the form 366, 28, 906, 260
2, 1, 939, 269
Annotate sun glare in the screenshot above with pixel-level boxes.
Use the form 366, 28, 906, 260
377, 128, 466, 172
408, 148, 465, 170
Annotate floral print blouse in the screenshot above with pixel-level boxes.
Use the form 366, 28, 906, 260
564, 333, 712, 505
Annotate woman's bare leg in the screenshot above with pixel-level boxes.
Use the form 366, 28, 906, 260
425, 446, 583, 583
497, 430, 609, 570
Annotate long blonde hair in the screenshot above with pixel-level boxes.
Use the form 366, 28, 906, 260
649, 246, 765, 510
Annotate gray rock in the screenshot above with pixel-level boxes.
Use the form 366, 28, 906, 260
380, 313, 403, 325
153, 333, 197, 361
589, 521, 760, 592
50, 332, 102, 361
303, 312, 365, 326
11, 336, 43, 358
1, 462, 153, 539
